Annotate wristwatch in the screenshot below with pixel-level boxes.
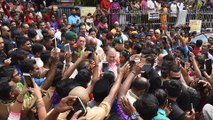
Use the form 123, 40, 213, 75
131, 111, 140, 120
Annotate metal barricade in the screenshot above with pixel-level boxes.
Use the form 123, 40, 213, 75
57, 6, 213, 29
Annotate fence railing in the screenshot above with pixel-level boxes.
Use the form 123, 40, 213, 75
108, 10, 213, 29
57, 6, 213, 29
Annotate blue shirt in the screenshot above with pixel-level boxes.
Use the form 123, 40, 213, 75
152, 108, 170, 120
68, 15, 80, 25
33, 77, 46, 86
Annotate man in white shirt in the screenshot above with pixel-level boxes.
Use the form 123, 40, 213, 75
177, 0, 185, 11
170, 0, 178, 17
147, 0, 156, 12
54, 23, 66, 41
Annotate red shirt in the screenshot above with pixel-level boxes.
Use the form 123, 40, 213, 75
192, 47, 201, 55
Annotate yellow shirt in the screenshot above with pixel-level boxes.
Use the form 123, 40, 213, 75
57, 101, 111, 120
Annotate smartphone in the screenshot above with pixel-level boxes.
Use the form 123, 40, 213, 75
102, 62, 109, 72
205, 59, 212, 75
142, 64, 152, 73
54, 38, 57, 48
85, 45, 95, 59
23, 73, 34, 88
64, 43, 71, 52
72, 97, 87, 116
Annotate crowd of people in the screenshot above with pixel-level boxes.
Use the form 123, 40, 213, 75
0, 0, 213, 120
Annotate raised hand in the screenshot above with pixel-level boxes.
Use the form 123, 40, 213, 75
164, 100, 172, 116
131, 61, 144, 75
80, 51, 92, 60
184, 108, 196, 120
70, 110, 86, 120
65, 52, 72, 63
119, 62, 130, 76
120, 96, 136, 116
55, 96, 77, 113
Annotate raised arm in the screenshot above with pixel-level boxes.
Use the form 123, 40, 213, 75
118, 62, 143, 99
45, 96, 77, 120
86, 53, 100, 94
203, 65, 213, 86
103, 63, 129, 106
41, 49, 59, 90
189, 52, 203, 79
31, 81, 47, 120
62, 51, 91, 80
8, 88, 28, 120
180, 62, 193, 85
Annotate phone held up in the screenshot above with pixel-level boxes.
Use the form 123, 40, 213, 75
73, 97, 87, 116
23, 73, 34, 88
102, 62, 109, 72
67, 96, 87, 119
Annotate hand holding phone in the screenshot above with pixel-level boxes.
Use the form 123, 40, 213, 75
72, 97, 87, 117
185, 103, 195, 119
23, 73, 34, 88
205, 59, 212, 75
102, 62, 109, 72
64, 43, 71, 53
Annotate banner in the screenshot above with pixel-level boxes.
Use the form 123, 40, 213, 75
148, 12, 159, 20
174, 10, 187, 27
80, 7, 96, 16
189, 20, 202, 33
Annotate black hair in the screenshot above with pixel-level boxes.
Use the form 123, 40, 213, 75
74, 69, 91, 88
133, 44, 142, 54
164, 80, 182, 98
131, 77, 150, 92
89, 28, 96, 34
93, 79, 110, 102
133, 94, 159, 120
176, 46, 184, 54
40, 50, 51, 64
145, 54, 155, 66
207, 89, 213, 105
52, 68, 62, 87
163, 54, 174, 62
170, 65, 181, 73
195, 55, 205, 67
11, 49, 28, 66
79, 23, 86, 28
102, 71, 115, 85
16, 36, 30, 48
200, 50, 209, 59
77, 61, 90, 71
0, 77, 12, 101
141, 48, 153, 55
196, 40, 203, 47
61, 29, 67, 37
20, 59, 36, 73
11, 29, 24, 40
32, 43, 44, 56
154, 89, 168, 107
0, 66, 15, 78
56, 78, 80, 97
120, 50, 131, 62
